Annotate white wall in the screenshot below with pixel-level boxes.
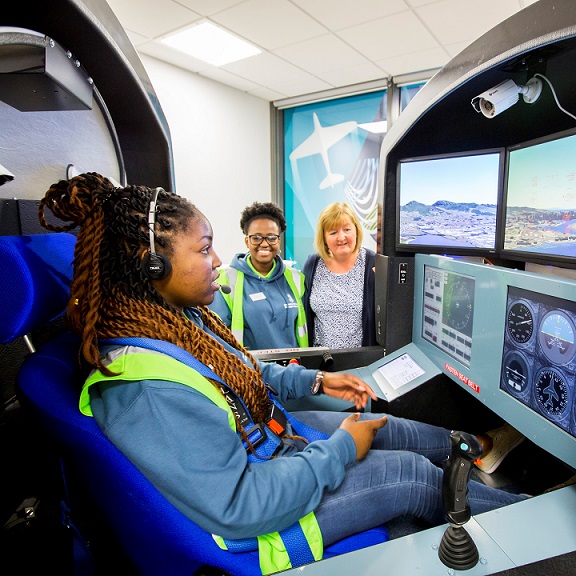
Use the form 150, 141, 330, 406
141, 55, 272, 266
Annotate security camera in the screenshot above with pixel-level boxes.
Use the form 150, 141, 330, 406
471, 77, 542, 119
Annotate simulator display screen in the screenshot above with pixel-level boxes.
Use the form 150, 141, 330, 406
398, 151, 501, 250
501, 286, 576, 438
422, 265, 475, 367
503, 130, 576, 259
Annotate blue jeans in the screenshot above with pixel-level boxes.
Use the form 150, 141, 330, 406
294, 411, 527, 546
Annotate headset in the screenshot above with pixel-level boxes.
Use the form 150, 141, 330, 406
141, 187, 172, 280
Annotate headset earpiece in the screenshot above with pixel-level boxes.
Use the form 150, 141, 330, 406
142, 251, 172, 280
142, 187, 172, 280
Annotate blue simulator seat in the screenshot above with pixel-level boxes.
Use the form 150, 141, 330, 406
1, 233, 389, 575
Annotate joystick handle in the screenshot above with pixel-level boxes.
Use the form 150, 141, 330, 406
442, 430, 482, 526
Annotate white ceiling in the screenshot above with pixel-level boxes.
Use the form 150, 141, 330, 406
106, 0, 539, 103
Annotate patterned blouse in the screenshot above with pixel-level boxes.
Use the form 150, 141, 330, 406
309, 248, 366, 348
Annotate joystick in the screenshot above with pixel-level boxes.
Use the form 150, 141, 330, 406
438, 430, 482, 570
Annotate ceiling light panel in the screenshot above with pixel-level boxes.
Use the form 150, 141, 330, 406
161, 21, 260, 66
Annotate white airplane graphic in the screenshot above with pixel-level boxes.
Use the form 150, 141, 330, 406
289, 113, 357, 190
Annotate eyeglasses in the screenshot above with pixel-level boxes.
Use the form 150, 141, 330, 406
247, 234, 280, 246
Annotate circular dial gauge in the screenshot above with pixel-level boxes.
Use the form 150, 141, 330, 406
507, 301, 534, 344
535, 367, 570, 418
538, 310, 576, 364
502, 350, 530, 394
444, 278, 473, 334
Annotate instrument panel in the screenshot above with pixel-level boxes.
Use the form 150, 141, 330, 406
413, 254, 576, 468
422, 267, 474, 367
502, 287, 576, 436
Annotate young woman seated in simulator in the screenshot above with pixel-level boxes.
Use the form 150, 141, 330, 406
38, 173, 526, 571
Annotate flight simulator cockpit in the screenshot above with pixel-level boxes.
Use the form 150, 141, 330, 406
281, 1, 576, 574
1, 1, 576, 575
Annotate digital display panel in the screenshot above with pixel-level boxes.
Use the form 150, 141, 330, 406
501, 286, 576, 438
422, 265, 475, 367
397, 150, 502, 252
503, 129, 576, 262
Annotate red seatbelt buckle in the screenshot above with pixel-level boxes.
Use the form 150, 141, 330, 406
266, 403, 287, 436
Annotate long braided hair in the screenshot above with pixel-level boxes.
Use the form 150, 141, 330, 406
39, 172, 273, 431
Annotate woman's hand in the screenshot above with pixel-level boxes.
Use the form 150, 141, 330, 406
340, 413, 388, 460
321, 372, 379, 410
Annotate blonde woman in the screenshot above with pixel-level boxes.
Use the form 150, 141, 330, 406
302, 202, 376, 348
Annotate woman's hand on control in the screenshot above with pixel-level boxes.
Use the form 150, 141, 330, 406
339, 413, 388, 461
321, 372, 378, 410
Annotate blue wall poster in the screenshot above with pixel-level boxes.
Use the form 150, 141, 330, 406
283, 90, 387, 267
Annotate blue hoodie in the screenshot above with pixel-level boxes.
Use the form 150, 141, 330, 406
209, 253, 306, 350
88, 308, 355, 541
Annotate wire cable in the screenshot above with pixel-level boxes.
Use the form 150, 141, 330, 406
534, 73, 576, 121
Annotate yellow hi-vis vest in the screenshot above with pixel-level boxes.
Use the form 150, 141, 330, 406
79, 347, 323, 574
217, 266, 308, 347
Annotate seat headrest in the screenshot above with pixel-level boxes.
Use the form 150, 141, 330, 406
0, 233, 76, 343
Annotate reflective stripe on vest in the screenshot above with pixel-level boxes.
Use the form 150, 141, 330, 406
81, 347, 282, 461
282, 265, 308, 347
218, 266, 308, 347
80, 346, 322, 574
213, 511, 323, 574
217, 268, 244, 344
80, 349, 233, 427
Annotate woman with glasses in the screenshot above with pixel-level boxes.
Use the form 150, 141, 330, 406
209, 201, 308, 350
303, 202, 377, 349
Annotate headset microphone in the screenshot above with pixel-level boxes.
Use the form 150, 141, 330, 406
220, 284, 232, 294
142, 187, 172, 280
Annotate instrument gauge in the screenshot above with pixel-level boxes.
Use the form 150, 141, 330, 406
501, 350, 530, 394
507, 301, 534, 344
535, 367, 570, 418
538, 310, 576, 364
444, 277, 474, 334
